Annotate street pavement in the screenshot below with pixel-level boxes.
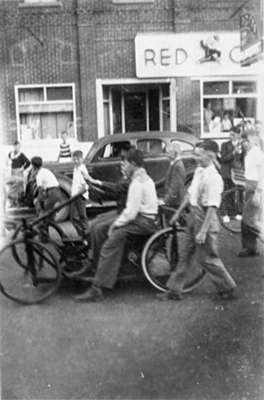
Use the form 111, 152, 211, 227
1, 227, 264, 400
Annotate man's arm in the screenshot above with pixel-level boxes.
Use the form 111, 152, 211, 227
22, 153, 31, 170
195, 206, 217, 244
111, 180, 142, 228
164, 163, 185, 206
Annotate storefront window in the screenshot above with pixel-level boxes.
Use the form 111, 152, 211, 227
102, 84, 170, 135
16, 84, 75, 140
202, 80, 257, 138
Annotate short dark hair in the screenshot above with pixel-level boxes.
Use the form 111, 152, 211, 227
31, 156, 43, 169
231, 126, 241, 134
126, 149, 144, 167
13, 140, 20, 146
120, 142, 131, 152
72, 150, 83, 159
199, 139, 219, 154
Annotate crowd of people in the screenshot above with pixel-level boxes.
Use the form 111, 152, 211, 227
3, 123, 264, 302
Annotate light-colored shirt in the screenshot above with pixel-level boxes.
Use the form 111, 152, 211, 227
114, 168, 158, 227
71, 164, 89, 199
244, 146, 264, 183
36, 168, 59, 189
188, 164, 223, 208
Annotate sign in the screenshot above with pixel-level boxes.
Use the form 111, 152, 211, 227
135, 32, 260, 78
240, 10, 263, 66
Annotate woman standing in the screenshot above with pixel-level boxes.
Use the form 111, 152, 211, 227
239, 129, 264, 257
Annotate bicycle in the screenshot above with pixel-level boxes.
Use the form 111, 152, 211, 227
218, 168, 245, 233
0, 198, 206, 305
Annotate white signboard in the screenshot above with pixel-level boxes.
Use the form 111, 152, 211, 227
135, 32, 260, 77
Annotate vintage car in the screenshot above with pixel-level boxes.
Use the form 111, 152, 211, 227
6, 131, 198, 223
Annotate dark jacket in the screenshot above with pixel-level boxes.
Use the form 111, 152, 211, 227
221, 140, 245, 179
164, 158, 186, 208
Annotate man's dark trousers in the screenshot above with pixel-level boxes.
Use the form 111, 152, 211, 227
93, 214, 157, 289
90, 210, 118, 267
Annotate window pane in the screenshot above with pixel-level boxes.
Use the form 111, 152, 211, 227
112, 90, 122, 133
161, 84, 169, 98
104, 103, 110, 135
170, 140, 193, 152
19, 88, 44, 102
19, 112, 73, 140
125, 92, 146, 132
162, 100, 170, 131
203, 81, 229, 95
235, 98, 256, 119
203, 99, 223, 132
137, 139, 166, 155
103, 87, 110, 101
232, 81, 256, 94
149, 89, 159, 131
46, 87, 72, 101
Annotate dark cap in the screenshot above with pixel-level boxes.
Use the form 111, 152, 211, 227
31, 156, 43, 168
126, 149, 144, 167
199, 139, 219, 154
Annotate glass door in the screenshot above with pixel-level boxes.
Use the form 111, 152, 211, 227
124, 92, 146, 132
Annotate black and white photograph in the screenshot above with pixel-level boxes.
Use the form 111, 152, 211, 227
0, 0, 264, 399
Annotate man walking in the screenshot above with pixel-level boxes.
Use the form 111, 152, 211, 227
158, 140, 237, 301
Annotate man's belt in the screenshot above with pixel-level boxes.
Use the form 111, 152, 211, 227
139, 212, 157, 220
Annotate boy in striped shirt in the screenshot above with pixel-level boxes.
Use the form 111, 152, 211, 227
57, 131, 71, 162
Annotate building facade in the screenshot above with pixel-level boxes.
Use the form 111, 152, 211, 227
0, 0, 261, 146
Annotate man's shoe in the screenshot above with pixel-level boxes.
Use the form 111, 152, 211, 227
218, 288, 238, 300
74, 286, 104, 302
238, 249, 258, 257
157, 290, 182, 301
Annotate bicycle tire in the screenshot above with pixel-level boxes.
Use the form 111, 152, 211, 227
11, 220, 67, 269
218, 187, 244, 233
0, 238, 61, 305
142, 227, 206, 293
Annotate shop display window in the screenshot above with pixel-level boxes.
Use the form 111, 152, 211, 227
16, 84, 76, 141
202, 80, 257, 138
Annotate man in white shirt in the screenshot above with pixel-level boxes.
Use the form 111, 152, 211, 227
75, 149, 158, 302
31, 156, 63, 241
158, 140, 237, 301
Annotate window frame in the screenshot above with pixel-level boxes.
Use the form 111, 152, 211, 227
112, 0, 154, 4
15, 83, 77, 141
18, 0, 62, 8
200, 77, 258, 139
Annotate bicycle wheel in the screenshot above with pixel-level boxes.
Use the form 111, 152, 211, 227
0, 239, 61, 305
11, 220, 67, 269
142, 227, 206, 293
219, 186, 244, 233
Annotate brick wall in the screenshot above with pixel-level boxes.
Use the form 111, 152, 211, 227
0, 0, 260, 144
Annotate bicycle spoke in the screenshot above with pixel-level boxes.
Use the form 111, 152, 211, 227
0, 239, 61, 305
